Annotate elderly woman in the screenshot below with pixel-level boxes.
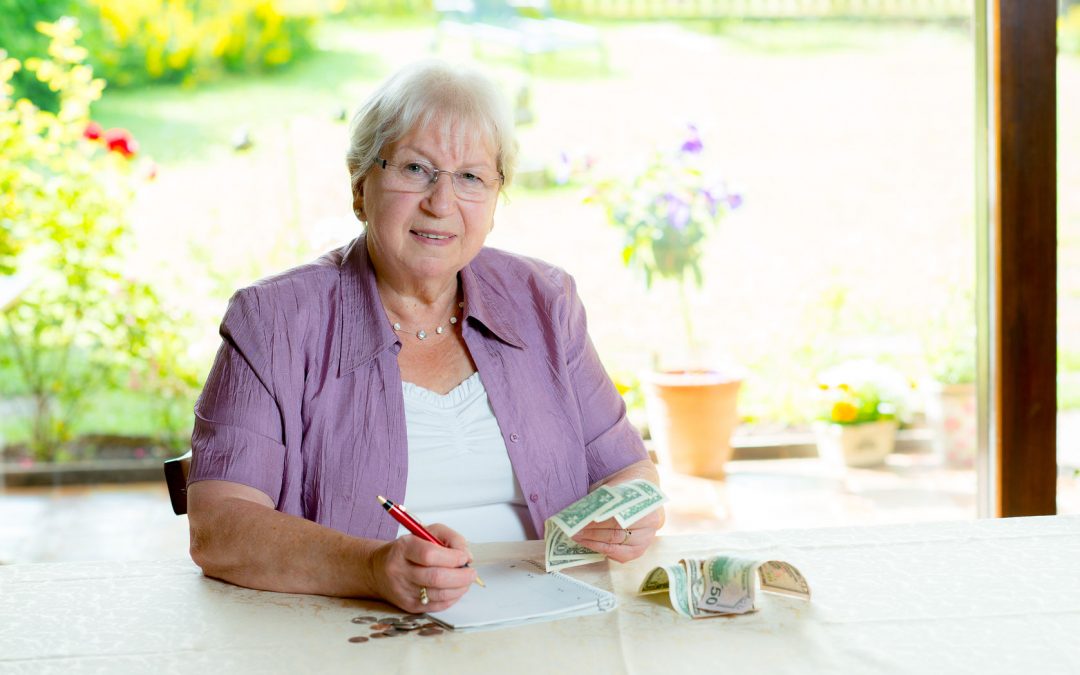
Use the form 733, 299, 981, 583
187, 60, 663, 613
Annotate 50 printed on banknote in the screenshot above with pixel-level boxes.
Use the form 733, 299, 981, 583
544, 479, 667, 572
639, 556, 811, 618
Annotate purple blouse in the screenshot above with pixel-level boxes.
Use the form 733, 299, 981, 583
188, 236, 647, 540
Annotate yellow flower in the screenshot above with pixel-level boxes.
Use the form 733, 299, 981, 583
831, 401, 859, 423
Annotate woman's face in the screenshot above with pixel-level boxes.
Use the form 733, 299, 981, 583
357, 119, 500, 289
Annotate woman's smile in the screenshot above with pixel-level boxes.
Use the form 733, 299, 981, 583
409, 228, 456, 245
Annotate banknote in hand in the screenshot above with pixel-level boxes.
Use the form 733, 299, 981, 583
544, 479, 667, 572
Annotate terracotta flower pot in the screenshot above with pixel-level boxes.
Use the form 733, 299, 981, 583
813, 419, 899, 468
642, 370, 742, 480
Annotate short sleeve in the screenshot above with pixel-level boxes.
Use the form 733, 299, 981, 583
188, 288, 287, 505
560, 275, 649, 484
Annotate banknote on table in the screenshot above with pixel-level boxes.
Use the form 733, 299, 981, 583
638, 555, 811, 618
544, 479, 667, 572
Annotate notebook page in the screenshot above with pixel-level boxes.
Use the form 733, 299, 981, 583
426, 559, 616, 631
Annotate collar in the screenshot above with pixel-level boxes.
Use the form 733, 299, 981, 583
459, 256, 527, 350
337, 237, 526, 376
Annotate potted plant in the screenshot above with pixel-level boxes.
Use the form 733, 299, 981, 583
591, 124, 743, 479
814, 360, 908, 468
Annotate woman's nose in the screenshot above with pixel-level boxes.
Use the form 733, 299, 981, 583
422, 171, 457, 214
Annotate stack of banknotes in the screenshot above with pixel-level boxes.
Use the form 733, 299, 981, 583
638, 555, 811, 617
544, 478, 667, 572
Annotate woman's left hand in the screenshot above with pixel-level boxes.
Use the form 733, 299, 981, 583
569, 508, 663, 564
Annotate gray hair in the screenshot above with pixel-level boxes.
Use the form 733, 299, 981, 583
345, 60, 517, 195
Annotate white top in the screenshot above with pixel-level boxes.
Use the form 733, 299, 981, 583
399, 372, 535, 542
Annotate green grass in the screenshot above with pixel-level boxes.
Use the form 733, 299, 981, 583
93, 46, 388, 164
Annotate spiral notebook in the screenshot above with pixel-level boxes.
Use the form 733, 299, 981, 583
425, 559, 617, 632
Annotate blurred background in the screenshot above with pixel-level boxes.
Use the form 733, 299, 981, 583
1, 0, 1077, 564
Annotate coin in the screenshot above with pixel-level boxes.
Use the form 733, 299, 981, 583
392, 622, 420, 631
370, 632, 389, 639
420, 622, 439, 629
351, 616, 377, 624
419, 628, 444, 636
347, 636, 370, 643
370, 623, 390, 630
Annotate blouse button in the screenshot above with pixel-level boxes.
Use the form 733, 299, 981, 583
509, 433, 520, 443
529, 493, 539, 503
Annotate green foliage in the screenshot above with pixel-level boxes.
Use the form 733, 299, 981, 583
1061, 6, 1080, 55
0, 19, 198, 460
921, 284, 976, 385
75, 0, 323, 89
0, 0, 75, 109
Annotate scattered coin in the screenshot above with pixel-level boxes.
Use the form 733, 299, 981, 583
370, 632, 389, 639
419, 628, 444, 636
347, 636, 370, 643
351, 616, 377, 624
421, 622, 439, 629
370, 623, 390, 631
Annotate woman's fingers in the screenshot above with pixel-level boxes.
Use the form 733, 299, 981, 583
400, 530, 472, 568
409, 557, 477, 589
570, 512, 663, 563
425, 523, 473, 562
373, 535, 477, 612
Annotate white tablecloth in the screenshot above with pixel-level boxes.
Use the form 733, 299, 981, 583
2, 516, 1079, 674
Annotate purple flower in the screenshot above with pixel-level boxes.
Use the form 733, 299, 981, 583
663, 193, 690, 230
553, 151, 571, 185
703, 186, 722, 217
679, 124, 703, 155
703, 183, 744, 217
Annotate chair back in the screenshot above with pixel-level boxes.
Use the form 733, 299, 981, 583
164, 450, 192, 515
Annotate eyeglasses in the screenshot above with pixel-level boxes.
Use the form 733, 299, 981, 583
374, 157, 502, 202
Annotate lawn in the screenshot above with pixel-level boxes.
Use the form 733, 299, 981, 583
8, 13, 1080, 444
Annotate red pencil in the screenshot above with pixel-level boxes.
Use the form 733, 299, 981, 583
377, 496, 485, 587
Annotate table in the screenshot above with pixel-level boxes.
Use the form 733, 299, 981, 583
3, 516, 1079, 674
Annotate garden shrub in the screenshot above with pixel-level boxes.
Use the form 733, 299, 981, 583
76, 0, 321, 88
0, 0, 75, 109
1, 19, 198, 460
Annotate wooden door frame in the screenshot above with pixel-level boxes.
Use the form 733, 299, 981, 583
982, 0, 1058, 516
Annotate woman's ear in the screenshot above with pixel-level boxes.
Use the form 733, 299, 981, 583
352, 180, 366, 221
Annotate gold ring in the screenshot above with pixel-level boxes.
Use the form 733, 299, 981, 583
419, 587, 429, 605
621, 529, 632, 545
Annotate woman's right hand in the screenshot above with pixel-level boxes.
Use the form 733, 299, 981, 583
369, 523, 478, 613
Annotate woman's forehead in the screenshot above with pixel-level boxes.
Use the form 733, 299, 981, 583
390, 116, 496, 165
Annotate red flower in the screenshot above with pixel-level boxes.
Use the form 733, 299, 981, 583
103, 127, 139, 158
83, 121, 103, 140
